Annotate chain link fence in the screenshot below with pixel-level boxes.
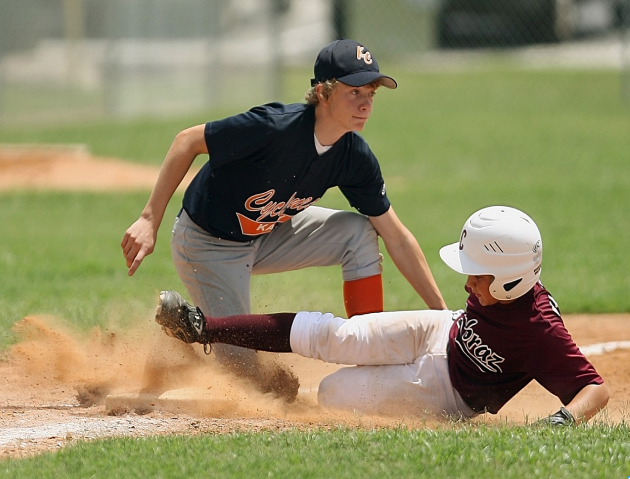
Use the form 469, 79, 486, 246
1, 0, 628, 125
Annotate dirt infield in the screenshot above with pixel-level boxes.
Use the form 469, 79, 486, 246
0, 144, 197, 192
1, 148, 628, 459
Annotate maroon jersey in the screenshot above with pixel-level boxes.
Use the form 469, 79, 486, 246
448, 282, 603, 414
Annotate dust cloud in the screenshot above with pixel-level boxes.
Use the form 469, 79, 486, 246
7, 314, 425, 428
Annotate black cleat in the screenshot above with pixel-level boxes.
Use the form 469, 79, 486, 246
155, 291, 210, 353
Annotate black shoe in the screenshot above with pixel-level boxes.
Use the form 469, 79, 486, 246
155, 291, 209, 349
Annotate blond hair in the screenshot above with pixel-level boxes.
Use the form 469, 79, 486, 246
304, 79, 338, 106
305, 78, 383, 106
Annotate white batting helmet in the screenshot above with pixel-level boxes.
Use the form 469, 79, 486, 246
439, 206, 543, 300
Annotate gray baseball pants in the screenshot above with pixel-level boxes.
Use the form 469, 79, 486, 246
171, 206, 383, 367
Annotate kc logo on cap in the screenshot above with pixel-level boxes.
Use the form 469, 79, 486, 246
311, 39, 397, 89
356, 46, 373, 65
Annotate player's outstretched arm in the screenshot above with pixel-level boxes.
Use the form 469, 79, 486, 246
563, 382, 610, 424
369, 207, 447, 310
121, 124, 207, 276
535, 382, 609, 426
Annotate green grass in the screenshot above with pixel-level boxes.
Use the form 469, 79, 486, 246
2, 424, 630, 478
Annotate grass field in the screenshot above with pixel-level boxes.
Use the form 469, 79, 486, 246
2, 423, 630, 478
1, 65, 629, 475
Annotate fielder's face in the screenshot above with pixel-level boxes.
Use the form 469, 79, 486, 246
466, 275, 500, 306
326, 82, 376, 133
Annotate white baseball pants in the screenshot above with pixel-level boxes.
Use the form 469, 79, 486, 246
290, 309, 476, 419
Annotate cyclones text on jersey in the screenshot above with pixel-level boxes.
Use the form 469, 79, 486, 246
237, 189, 321, 236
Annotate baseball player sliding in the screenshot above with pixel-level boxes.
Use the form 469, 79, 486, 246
121, 39, 446, 396
154, 206, 609, 424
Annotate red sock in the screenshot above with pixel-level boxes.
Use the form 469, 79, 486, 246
343, 274, 384, 317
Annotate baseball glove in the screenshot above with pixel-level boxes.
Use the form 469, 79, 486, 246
533, 407, 575, 426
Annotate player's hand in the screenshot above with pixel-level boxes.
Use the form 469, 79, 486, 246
532, 407, 575, 427
121, 217, 158, 276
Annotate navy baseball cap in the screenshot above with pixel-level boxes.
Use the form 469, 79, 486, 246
311, 39, 397, 89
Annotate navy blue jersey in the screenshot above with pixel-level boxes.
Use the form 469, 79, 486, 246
448, 282, 603, 414
182, 102, 390, 242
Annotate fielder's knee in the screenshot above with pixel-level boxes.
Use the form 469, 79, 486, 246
327, 212, 381, 281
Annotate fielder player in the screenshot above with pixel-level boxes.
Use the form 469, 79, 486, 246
121, 39, 446, 389
154, 206, 609, 424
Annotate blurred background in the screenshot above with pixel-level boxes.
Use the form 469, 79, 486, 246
1, 0, 629, 123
